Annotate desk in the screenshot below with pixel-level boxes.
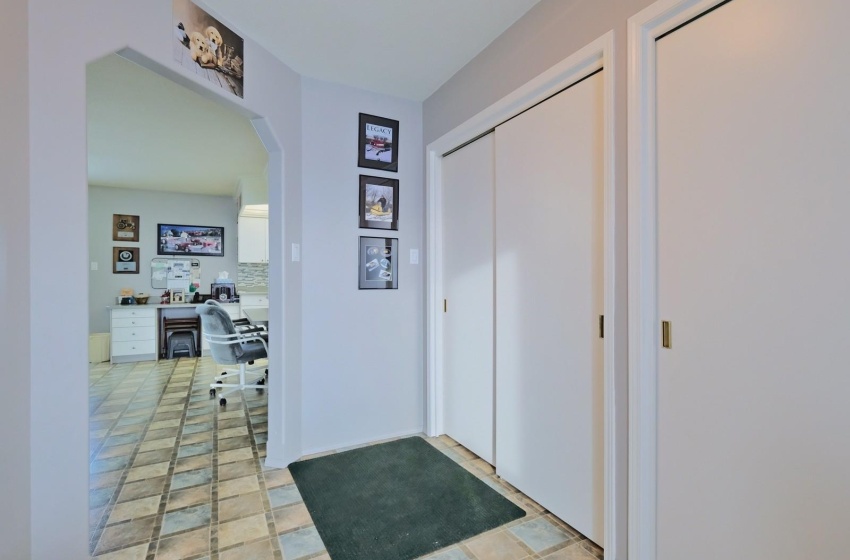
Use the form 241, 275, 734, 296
109, 303, 240, 363
243, 307, 269, 327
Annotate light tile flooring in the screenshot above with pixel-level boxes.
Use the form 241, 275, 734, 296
89, 358, 603, 560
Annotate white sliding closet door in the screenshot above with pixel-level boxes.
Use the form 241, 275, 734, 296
495, 72, 604, 544
442, 133, 495, 464
655, 0, 850, 557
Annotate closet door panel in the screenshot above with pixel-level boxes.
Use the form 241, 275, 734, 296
442, 133, 495, 464
656, 0, 850, 557
495, 72, 604, 544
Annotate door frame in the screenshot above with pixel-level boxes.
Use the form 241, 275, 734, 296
425, 32, 623, 557
627, 1, 732, 558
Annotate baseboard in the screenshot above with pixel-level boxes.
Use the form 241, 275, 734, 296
300, 427, 426, 460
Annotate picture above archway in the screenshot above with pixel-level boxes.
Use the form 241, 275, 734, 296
172, 0, 244, 97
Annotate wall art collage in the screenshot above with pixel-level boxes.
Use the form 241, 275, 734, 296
358, 113, 400, 290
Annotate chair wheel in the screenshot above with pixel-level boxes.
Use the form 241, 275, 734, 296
209, 388, 216, 397
219, 398, 227, 406
257, 378, 265, 385
216, 380, 223, 384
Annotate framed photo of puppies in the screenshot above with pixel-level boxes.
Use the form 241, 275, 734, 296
359, 237, 398, 290
172, 0, 244, 98
359, 175, 399, 231
358, 113, 399, 172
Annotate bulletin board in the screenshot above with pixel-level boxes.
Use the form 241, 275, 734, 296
150, 257, 201, 290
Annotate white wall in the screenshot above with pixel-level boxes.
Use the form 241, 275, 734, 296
301, 77, 424, 453
88, 186, 240, 334
0, 0, 31, 556
26, 1, 303, 556
422, 1, 655, 551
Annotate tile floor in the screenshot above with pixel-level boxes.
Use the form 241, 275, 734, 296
89, 358, 603, 560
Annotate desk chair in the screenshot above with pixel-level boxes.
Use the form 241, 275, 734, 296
197, 300, 268, 406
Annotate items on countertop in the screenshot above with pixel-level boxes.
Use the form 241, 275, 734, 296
211, 270, 237, 302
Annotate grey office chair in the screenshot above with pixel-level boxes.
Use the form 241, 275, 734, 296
197, 300, 268, 406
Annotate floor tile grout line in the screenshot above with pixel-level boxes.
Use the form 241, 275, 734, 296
209, 367, 222, 560
146, 357, 201, 559
90, 361, 177, 555
244, 384, 286, 559
88, 364, 138, 462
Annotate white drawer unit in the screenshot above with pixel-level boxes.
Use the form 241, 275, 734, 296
110, 307, 156, 363
111, 317, 156, 328
112, 307, 156, 319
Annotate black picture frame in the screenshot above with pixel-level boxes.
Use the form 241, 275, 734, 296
158, 223, 224, 256
359, 237, 398, 289
358, 113, 399, 172
359, 175, 399, 231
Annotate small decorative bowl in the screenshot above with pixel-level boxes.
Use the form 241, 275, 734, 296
135, 295, 150, 305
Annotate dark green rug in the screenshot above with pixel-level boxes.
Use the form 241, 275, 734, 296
288, 436, 525, 560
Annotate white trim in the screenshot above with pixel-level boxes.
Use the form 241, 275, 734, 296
299, 428, 426, 458
426, 31, 623, 558
627, 1, 732, 559
249, 117, 294, 467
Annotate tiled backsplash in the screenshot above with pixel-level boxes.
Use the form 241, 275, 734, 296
238, 262, 269, 287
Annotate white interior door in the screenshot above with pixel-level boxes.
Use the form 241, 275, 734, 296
656, 0, 850, 557
495, 72, 604, 544
442, 133, 495, 464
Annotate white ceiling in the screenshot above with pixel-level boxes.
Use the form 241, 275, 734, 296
87, 54, 267, 196
201, 0, 542, 101
87, 3, 541, 195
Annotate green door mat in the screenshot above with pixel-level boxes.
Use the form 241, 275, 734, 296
288, 436, 525, 560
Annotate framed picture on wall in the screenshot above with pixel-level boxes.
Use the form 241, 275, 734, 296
172, 0, 245, 98
359, 175, 399, 231
113, 214, 139, 242
358, 113, 399, 172
113, 247, 140, 274
158, 223, 224, 256
359, 236, 398, 289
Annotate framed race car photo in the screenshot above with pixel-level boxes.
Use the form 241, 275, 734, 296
158, 223, 224, 257
358, 113, 399, 172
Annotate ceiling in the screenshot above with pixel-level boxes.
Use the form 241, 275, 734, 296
87, 2, 542, 196
87, 54, 267, 196
201, 0, 542, 101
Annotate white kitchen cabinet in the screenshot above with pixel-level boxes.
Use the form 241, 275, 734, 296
110, 307, 156, 363
238, 217, 268, 263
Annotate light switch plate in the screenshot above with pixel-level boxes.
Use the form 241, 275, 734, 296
410, 249, 419, 265
291, 243, 301, 262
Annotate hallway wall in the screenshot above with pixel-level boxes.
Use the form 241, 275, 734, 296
0, 0, 32, 556
301, 77, 425, 453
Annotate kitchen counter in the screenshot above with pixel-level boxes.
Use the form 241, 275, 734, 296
107, 302, 239, 309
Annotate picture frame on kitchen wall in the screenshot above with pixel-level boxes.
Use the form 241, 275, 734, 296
359, 236, 398, 290
112, 214, 139, 242
358, 113, 399, 172
158, 223, 224, 256
113, 247, 140, 274
359, 175, 399, 231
